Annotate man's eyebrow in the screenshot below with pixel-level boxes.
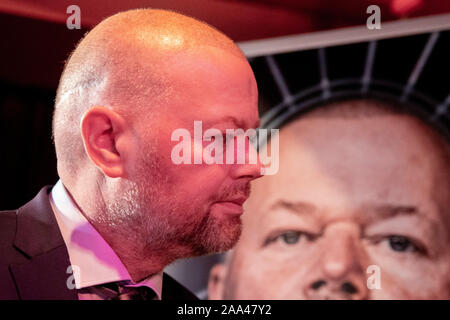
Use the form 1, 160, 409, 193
207, 116, 260, 130
269, 199, 317, 216
361, 204, 421, 224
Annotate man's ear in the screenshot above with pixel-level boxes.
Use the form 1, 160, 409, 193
208, 263, 227, 300
80, 106, 130, 178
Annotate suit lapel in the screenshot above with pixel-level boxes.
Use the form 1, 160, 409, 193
9, 186, 78, 300
9, 186, 197, 300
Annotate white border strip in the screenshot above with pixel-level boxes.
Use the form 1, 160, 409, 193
237, 13, 450, 58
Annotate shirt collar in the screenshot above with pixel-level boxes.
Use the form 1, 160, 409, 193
49, 180, 162, 299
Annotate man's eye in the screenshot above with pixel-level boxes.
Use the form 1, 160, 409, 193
206, 134, 220, 141
224, 133, 232, 143
280, 231, 301, 244
267, 231, 304, 245
387, 235, 417, 252
208, 134, 232, 143
225, 133, 236, 143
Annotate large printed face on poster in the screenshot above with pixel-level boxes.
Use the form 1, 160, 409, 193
208, 27, 450, 300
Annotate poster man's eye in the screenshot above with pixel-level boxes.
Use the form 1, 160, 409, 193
275, 231, 303, 245
387, 235, 417, 252
264, 230, 318, 247
281, 232, 301, 244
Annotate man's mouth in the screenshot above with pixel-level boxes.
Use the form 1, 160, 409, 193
213, 196, 248, 215
224, 196, 247, 206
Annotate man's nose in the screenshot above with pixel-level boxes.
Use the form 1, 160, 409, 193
230, 136, 264, 180
306, 279, 363, 300
322, 229, 360, 280
305, 227, 368, 300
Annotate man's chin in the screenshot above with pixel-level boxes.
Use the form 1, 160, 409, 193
192, 215, 242, 255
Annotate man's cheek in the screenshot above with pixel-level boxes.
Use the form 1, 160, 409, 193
369, 255, 442, 299
238, 261, 281, 299
368, 270, 425, 299
251, 255, 296, 284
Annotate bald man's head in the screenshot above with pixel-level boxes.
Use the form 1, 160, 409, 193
50, 9, 261, 280
53, 9, 246, 179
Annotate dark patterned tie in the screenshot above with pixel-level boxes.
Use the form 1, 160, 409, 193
82, 281, 157, 300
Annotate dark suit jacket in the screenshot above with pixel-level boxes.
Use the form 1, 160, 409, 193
0, 186, 198, 300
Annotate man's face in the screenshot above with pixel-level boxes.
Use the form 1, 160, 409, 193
121, 48, 262, 258
213, 114, 450, 299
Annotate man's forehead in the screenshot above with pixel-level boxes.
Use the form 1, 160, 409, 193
245, 115, 448, 219
161, 50, 258, 126
277, 116, 443, 172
